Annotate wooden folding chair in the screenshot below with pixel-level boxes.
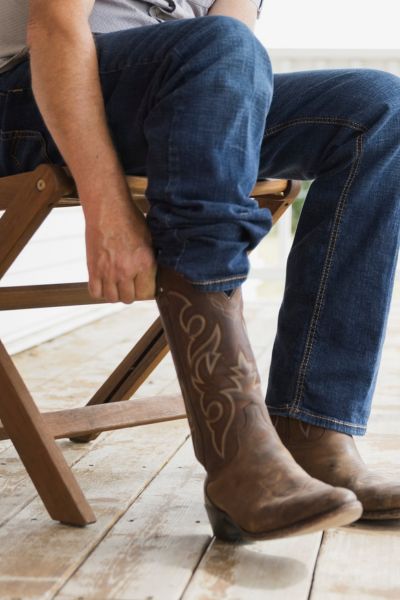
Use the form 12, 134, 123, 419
0, 164, 300, 526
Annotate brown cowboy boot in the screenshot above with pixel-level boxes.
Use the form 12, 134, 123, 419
272, 416, 400, 520
156, 267, 362, 542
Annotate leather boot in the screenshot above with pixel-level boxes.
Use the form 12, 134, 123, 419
156, 267, 362, 541
272, 416, 400, 520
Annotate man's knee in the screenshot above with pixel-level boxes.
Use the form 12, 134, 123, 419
175, 15, 272, 90
347, 69, 400, 120
203, 15, 264, 56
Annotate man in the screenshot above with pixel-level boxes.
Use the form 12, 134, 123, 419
0, 0, 399, 541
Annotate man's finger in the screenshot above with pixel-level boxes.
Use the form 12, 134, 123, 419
88, 277, 103, 299
117, 279, 136, 304
103, 280, 120, 303
134, 267, 157, 300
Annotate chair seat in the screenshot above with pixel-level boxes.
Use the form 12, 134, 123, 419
0, 168, 297, 212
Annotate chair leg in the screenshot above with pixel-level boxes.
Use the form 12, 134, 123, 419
70, 317, 169, 443
0, 164, 72, 278
0, 341, 95, 526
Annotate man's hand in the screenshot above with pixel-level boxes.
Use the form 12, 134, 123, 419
28, 0, 156, 304
85, 190, 156, 304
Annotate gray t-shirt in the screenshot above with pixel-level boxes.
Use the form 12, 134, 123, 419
0, 0, 215, 74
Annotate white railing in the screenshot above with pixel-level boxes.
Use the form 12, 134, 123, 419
268, 49, 400, 75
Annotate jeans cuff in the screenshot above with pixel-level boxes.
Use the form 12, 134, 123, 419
188, 274, 247, 293
266, 405, 368, 436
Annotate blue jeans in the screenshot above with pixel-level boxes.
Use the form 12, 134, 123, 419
0, 16, 399, 435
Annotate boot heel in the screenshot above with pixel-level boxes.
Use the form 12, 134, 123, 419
204, 496, 244, 543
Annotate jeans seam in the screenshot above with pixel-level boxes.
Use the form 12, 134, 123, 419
264, 116, 368, 138
290, 132, 365, 413
2, 89, 26, 94
164, 53, 189, 272
190, 274, 247, 285
266, 404, 367, 430
0, 129, 43, 138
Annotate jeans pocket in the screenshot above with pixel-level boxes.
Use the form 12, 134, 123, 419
0, 130, 50, 177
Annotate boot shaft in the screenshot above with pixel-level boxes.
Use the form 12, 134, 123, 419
156, 267, 264, 473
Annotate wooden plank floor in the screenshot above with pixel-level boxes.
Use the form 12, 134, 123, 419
0, 278, 399, 600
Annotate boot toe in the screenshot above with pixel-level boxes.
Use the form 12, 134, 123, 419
355, 479, 400, 517
253, 481, 361, 536
327, 484, 360, 507
297, 481, 361, 522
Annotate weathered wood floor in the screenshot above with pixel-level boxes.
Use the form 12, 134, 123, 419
0, 278, 399, 600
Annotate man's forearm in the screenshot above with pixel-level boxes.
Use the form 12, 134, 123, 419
208, 0, 258, 30
27, 1, 128, 208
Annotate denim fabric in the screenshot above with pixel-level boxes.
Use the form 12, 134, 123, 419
0, 17, 273, 291
260, 69, 400, 436
0, 16, 399, 434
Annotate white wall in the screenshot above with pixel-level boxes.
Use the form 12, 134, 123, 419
256, 0, 400, 49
